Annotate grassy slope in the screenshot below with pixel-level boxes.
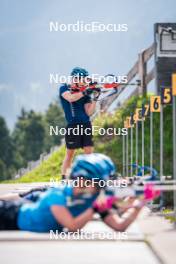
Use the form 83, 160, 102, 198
4, 146, 66, 183
4, 95, 173, 183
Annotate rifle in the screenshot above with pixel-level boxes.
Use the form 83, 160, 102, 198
102, 167, 176, 210
70, 74, 141, 101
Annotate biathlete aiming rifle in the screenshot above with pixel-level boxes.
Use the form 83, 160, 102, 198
70, 74, 141, 101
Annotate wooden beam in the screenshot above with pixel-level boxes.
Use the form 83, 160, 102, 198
138, 52, 147, 95
100, 43, 155, 112
143, 43, 155, 62
145, 68, 155, 85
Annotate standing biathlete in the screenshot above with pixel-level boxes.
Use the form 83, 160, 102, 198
59, 67, 99, 179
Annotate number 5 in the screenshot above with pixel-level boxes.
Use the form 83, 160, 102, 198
161, 88, 172, 104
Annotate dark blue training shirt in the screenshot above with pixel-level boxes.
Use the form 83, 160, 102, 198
59, 84, 91, 124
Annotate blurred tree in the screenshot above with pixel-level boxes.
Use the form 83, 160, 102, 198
44, 102, 65, 151
13, 109, 46, 164
0, 160, 6, 181
0, 101, 65, 181
0, 116, 14, 179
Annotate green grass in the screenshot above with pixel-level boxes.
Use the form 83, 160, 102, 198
3, 145, 83, 183
3, 146, 66, 183
163, 209, 176, 223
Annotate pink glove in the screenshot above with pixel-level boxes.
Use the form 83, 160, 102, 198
93, 196, 117, 212
144, 183, 161, 201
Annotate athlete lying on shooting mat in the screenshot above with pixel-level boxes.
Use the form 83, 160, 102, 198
0, 153, 160, 233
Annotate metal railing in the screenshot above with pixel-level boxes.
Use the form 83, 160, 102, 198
14, 145, 61, 179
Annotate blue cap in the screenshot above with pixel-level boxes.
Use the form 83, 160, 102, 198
70, 153, 115, 181
71, 67, 89, 77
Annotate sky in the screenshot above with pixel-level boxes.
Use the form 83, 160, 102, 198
0, 0, 176, 129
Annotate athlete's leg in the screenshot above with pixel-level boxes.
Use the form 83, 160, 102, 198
61, 148, 75, 178
82, 122, 94, 153
83, 146, 94, 154
0, 186, 48, 202
0, 200, 22, 230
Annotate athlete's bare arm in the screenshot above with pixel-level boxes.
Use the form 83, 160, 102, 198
62, 91, 84, 102
103, 205, 142, 232
84, 101, 96, 116
51, 205, 94, 231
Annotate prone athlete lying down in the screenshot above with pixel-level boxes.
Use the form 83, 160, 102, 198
0, 153, 155, 233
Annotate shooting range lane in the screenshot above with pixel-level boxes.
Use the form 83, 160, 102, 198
0, 183, 160, 264
0, 241, 160, 264
0, 206, 158, 264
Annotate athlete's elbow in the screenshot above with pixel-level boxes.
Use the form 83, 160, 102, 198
85, 111, 90, 116
88, 111, 94, 116
65, 97, 74, 103
66, 223, 79, 232
117, 226, 126, 232
115, 224, 127, 232
68, 96, 80, 103
85, 109, 93, 116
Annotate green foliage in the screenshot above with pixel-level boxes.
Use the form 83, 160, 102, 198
12, 110, 46, 163
0, 160, 7, 181
0, 116, 14, 166
163, 209, 176, 223
0, 116, 15, 180
0, 101, 65, 181
44, 102, 66, 151
94, 95, 173, 177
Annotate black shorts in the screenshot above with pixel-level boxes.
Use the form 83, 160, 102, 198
65, 122, 94, 149
0, 200, 22, 230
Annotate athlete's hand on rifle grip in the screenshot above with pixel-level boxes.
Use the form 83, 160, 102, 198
93, 90, 101, 101
82, 88, 94, 96
144, 183, 161, 201
93, 196, 117, 213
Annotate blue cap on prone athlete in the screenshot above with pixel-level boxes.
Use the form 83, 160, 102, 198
70, 153, 116, 181
71, 67, 89, 77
